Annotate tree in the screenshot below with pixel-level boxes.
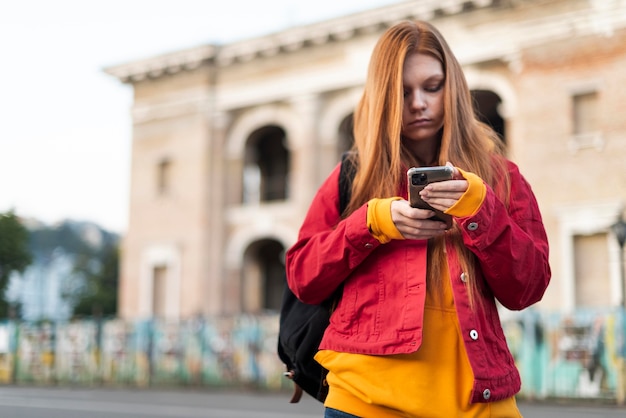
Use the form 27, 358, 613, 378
0, 211, 32, 318
69, 243, 119, 318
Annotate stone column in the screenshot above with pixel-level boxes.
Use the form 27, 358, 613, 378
288, 94, 321, 213
206, 110, 231, 315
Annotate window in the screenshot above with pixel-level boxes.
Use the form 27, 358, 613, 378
139, 245, 181, 320
573, 92, 599, 135
554, 201, 622, 311
471, 90, 506, 145
337, 113, 354, 159
243, 126, 289, 204
574, 233, 610, 308
157, 159, 172, 195
569, 90, 603, 152
241, 239, 285, 312
152, 265, 168, 318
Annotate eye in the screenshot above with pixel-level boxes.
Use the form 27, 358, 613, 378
424, 83, 443, 93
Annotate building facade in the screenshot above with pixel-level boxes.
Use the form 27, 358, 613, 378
106, 0, 626, 320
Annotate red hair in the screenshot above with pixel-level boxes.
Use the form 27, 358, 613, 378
346, 20, 510, 307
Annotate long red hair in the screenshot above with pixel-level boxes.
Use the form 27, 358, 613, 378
346, 20, 510, 306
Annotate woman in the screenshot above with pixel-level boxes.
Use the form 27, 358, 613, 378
285, 20, 550, 417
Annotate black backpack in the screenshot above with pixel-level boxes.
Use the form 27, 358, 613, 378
277, 152, 355, 403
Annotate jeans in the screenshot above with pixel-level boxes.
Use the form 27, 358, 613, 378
324, 407, 360, 418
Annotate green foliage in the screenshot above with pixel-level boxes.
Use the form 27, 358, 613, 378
24, 220, 119, 318
69, 243, 119, 318
0, 211, 33, 317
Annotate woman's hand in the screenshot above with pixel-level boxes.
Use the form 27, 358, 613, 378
390, 199, 448, 240
418, 162, 468, 213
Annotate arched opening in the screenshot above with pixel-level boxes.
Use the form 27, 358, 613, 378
243, 125, 290, 203
337, 113, 354, 159
471, 90, 506, 145
241, 238, 286, 313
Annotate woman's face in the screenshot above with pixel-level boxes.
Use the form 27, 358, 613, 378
401, 52, 445, 149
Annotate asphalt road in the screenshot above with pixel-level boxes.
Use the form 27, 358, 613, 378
0, 386, 624, 417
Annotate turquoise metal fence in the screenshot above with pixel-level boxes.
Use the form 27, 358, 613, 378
0, 309, 624, 404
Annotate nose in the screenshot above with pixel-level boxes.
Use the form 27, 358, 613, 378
409, 90, 427, 111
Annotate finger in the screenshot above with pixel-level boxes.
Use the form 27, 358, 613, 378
422, 180, 467, 194
392, 200, 437, 221
397, 220, 448, 240
421, 198, 458, 212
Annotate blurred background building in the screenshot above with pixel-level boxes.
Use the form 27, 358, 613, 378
105, 0, 626, 321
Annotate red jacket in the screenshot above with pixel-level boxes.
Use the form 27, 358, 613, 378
285, 159, 551, 403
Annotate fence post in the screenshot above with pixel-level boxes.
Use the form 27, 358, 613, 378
618, 308, 626, 406
10, 320, 18, 384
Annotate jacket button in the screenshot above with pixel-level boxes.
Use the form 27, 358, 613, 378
460, 272, 467, 283
364, 243, 373, 249
469, 330, 478, 340
467, 222, 478, 231
482, 389, 491, 400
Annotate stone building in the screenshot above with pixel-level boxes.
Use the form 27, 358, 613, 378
105, 0, 626, 320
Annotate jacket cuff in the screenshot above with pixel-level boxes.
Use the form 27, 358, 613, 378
367, 197, 404, 244
445, 168, 486, 218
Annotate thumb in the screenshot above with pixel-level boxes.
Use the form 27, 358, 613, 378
445, 161, 462, 180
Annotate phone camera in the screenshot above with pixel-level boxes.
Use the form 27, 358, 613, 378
411, 173, 428, 186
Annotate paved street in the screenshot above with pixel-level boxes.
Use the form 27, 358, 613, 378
0, 386, 623, 417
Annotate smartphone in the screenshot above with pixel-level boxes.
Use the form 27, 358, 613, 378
407, 166, 454, 229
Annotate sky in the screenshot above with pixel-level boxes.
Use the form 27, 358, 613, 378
0, 0, 400, 234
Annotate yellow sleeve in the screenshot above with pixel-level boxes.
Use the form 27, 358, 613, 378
444, 168, 486, 218
367, 198, 405, 244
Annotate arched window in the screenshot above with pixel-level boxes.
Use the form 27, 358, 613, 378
337, 113, 354, 158
471, 90, 506, 144
241, 239, 286, 312
243, 126, 290, 203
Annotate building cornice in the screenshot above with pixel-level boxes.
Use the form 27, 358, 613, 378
104, 44, 218, 83
104, 0, 497, 83
104, 0, 626, 84
214, 0, 498, 66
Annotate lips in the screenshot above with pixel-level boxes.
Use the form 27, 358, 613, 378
409, 118, 431, 127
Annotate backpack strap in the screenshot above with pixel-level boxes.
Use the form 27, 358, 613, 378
286, 372, 303, 403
